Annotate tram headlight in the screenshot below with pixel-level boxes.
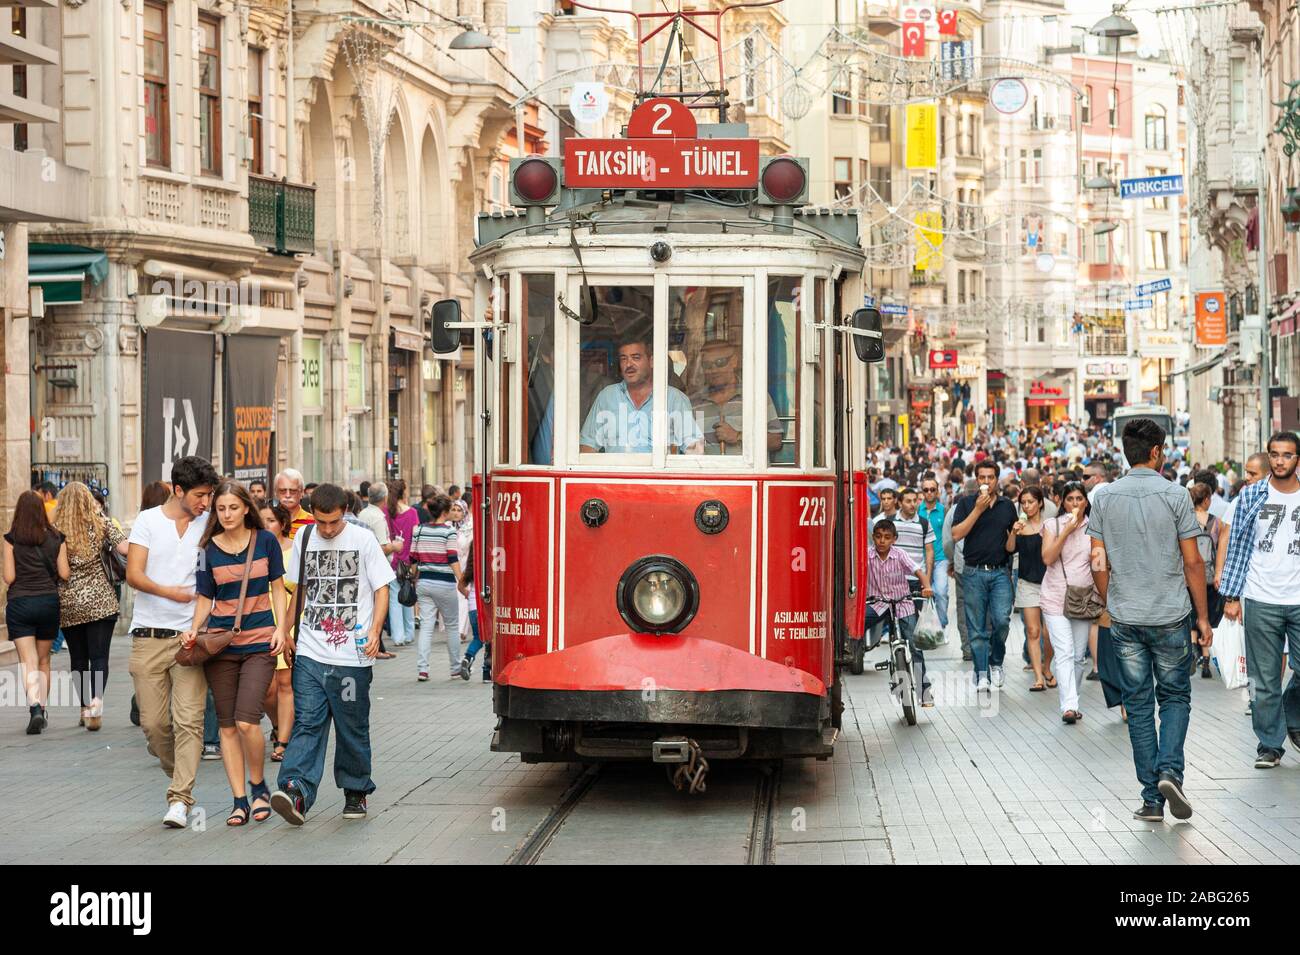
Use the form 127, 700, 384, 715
616, 555, 700, 635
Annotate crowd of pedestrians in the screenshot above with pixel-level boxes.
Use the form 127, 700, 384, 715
5, 455, 478, 829
865, 416, 1300, 823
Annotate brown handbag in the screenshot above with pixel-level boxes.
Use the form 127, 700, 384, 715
175, 535, 258, 667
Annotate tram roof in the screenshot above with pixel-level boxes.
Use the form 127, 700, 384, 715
475, 193, 863, 257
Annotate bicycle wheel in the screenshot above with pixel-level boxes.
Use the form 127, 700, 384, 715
894, 642, 917, 726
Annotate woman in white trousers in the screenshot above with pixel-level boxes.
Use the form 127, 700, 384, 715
1039, 482, 1094, 724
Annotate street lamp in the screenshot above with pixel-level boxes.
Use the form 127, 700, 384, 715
1093, 220, 1119, 235
1090, 5, 1138, 39
1282, 186, 1300, 233
449, 24, 494, 49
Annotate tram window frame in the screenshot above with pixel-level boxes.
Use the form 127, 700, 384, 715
812, 276, 827, 470
497, 273, 513, 465
521, 272, 557, 467
663, 276, 754, 472
766, 273, 803, 469
568, 275, 659, 469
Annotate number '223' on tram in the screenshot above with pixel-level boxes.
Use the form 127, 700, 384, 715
427, 98, 886, 769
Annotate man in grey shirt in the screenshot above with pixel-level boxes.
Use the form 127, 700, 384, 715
1089, 418, 1210, 824
942, 479, 978, 661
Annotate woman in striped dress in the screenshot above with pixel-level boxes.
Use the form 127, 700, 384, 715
409, 494, 465, 681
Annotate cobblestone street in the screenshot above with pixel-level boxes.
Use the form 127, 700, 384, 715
3, 620, 1298, 865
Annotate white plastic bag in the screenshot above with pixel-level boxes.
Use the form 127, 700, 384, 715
1213, 617, 1249, 691
913, 599, 947, 651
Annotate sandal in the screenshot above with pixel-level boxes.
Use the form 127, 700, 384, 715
1029, 681, 1046, 692
227, 796, 251, 827
1045, 675, 1057, 689
250, 782, 272, 822
270, 739, 289, 762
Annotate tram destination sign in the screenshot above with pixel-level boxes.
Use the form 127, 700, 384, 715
1119, 174, 1184, 200
564, 97, 760, 190
561, 97, 759, 191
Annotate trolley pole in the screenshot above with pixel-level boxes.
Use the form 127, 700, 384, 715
1256, 142, 1271, 448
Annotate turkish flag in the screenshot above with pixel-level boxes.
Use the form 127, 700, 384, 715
938, 10, 958, 35
902, 22, 926, 58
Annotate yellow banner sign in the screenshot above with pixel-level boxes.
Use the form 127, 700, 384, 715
914, 210, 944, 271
905, 102, 938, 169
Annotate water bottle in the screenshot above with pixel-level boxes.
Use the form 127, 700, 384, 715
354, 626, 368, 664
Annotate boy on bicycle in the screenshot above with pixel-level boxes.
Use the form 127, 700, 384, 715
866, 519, 936, 707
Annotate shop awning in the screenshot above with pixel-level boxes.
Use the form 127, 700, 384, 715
29, 243, 108, 305
1167, 350, 1228, 380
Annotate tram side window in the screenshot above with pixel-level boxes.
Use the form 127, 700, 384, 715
767, 276, 800, 466
668, 285, 772, 459
814, 277, 826, 469
577, 285, 701, 454
523, 274, 555, 465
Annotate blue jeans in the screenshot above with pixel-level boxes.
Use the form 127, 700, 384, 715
278, 655, 375, 812
203, 688, 219, 747
931, 559, 950, 631
864, 608, 927, 688
1112, 617, 1192, 806
463, 610, 490, 676
388, 584, 415, 645
961, 567, 1013, 676
1243, 599, 1300, 754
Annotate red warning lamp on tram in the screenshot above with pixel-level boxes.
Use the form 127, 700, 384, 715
757, 156, 809, 206
509, 156, 563, 206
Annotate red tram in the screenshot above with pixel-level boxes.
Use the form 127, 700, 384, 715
428, 25, 885, 777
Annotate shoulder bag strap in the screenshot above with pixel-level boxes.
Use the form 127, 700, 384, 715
35, 535, 59, 586
290, 525, 313, 635
229, 533, 259, 634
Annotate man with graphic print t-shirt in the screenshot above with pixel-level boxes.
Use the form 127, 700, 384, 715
272, 484, 395, 825
1220, 431, 1300, 769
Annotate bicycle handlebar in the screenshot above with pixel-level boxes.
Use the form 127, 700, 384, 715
864, 594, 918, 605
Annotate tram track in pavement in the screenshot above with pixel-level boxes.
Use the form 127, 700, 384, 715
505, 761, 784, 865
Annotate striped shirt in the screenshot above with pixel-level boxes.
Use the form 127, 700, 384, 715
195, 529, 284, 655
866, 546, 918, 619
289, 507, 314, 539
409, 522, 460, 582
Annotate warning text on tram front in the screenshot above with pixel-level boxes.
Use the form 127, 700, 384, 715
563, 96, 760, 190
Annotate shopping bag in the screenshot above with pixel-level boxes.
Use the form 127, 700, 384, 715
913, 600, 947, 652
1212, 617, 1249, 691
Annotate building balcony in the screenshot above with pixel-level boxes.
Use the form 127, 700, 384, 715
249, 175, 316, 256
1084, 331, 1128, 356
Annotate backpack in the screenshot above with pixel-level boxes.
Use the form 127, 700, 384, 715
1193, 514, 1220, 585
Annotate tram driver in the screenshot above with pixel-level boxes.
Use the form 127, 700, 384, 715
690, 340, 783, 456
579, 333, 704, 454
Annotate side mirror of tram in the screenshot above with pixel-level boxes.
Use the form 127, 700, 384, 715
428, 299, 461, 355
851, 307, 884, 363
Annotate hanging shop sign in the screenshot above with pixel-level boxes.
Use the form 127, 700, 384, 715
563, 98, 759, 190
1123, 298, 1154, 311
929, 348, 958, 369
301, 336, 323, 409
1195, 291, 1228, 346
223, 335, 278, 487
1135, 277, 1172, 296
1119, 175, 1184, 200
914, 210, 944, 270
569, 82, 610, 124
142, 329, 215, 484
905, 103, 939, 168
989, 77, 1028, 115
940, 41, 973, 80
347, 339, 366, 407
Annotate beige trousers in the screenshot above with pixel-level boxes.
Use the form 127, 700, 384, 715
128, 635, 208, 807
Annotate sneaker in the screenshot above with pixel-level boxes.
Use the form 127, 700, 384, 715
271, 781, 307, 826
417, 671, 429, 682
482, 672, 492, 683
976, 674, 991, 694
990, 665, 1004, 688
1200, 657, 1213, 679
459, 656, 472, 681
163, 801, 188, 829
920, 685, 935, 708
449, 672, 461, 680
343, 791, 368, 819
25, 705, 46, 735
1085, 670, 1100, 681
130, 694, 141, 727
202, 743, 221, 761
1289, 729, 1300, 754
1132, 802, 1164, 821
1157, 772, 1192, 820
1255, 750, 1283, 769
961, 651, 973, 662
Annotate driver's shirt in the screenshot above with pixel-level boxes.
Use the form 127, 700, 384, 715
691, 387, 783, 455
579, 380, 703, 453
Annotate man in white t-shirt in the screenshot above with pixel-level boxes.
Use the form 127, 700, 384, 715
125, 455, 218, 829
273, 483, 396, 826
1220, 434, 1300, 768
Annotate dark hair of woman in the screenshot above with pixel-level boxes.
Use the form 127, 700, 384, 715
200, 481, 265, 548
8, 490, 54, 547
1058, 480, 1091, 520
1018, 485, 1044, 507
260, 501, 292, 536
140, 481, 171, 510
427, 494, 453, 523
387, 478, 407, 521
